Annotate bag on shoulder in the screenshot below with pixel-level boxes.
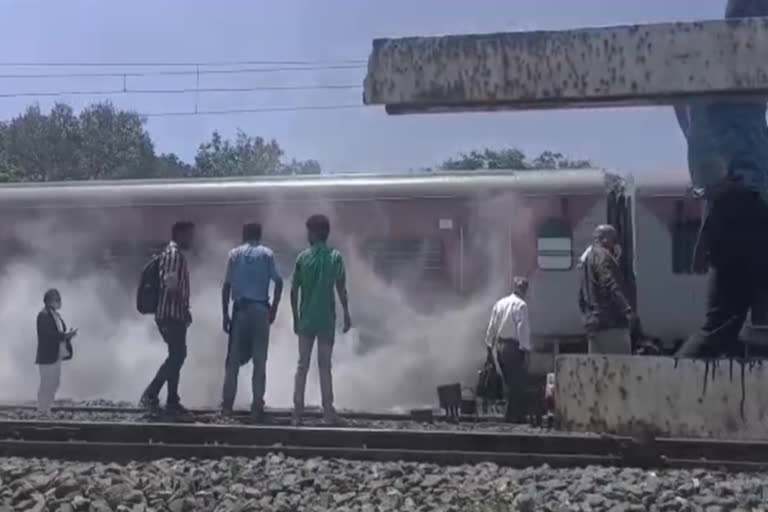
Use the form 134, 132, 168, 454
475, 349, 504, 401
136, 253, 161, 315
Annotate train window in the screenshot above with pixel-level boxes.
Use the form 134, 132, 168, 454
361, 237, 447, 283
672, 219, 705, 275
537, 218, 573, 271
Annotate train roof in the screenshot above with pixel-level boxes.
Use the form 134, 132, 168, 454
0, 169, 619, 209
634, 171, 693, 197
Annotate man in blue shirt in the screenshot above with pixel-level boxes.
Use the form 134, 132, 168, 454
221, 222, 283, 422
672, 0, 768, 358
672, 158, 768, 358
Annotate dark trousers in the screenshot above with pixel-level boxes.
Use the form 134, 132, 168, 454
497, 338, 529, 422
144, 319, 188, 405
676, 187, 768, 358
221, 302, 270, 412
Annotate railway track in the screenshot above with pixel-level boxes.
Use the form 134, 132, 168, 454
0, 403, 506, 424
0, 418, 767, 471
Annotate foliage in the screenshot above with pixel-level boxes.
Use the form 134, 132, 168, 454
192, 130, 321, 177
154, 153, 195, 179
0, 102, 593, 182
438, 148, 592, 171
0, 102, 322, 182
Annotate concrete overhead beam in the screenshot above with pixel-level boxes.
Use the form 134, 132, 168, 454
363, 17, 768, 114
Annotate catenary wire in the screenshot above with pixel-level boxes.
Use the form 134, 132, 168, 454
0, 64, 366, 80
0, 59, 366, 67
0, 83, 362, 99
141, 104, 367, 117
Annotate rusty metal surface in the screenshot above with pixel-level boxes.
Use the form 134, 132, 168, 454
555, 355, 768, 441
6, 420, 768, 470
364, 17, 768, 113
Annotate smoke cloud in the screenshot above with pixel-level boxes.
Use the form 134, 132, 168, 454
0, 192, 526, 412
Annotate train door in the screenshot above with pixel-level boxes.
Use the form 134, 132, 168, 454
606, 178, 636, 306
606, 176, 640, 348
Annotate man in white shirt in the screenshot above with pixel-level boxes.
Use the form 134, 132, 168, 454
483, 276, 531, 423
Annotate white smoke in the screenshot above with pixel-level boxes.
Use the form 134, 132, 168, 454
0, 192, 530, 412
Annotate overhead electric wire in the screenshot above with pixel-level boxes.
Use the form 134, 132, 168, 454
0, 83, 362, 100
0, 57, 371, 119
0, 64, 366, 80
142, 104, 366, 117
0, 59, 366, 67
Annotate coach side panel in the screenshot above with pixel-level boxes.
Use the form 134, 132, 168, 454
635, 196, 707, 347
524, 195, 609, 341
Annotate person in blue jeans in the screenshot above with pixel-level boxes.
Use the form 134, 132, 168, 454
220, 222, 283, 423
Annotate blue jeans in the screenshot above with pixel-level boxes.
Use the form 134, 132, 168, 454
221, 302, 270, 412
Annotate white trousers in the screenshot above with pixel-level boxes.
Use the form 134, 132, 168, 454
37, 361, 61, 414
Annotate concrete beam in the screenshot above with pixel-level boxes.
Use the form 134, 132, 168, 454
554, 355, 768, 441
363, 17, 768, 114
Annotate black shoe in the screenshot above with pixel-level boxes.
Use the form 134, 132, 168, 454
251, 409, 270, 424
323, 410, 345, 426
139, 394, 160, 414
165, 402, 189, 416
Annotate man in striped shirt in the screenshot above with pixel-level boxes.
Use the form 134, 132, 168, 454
140, 221, 195, 414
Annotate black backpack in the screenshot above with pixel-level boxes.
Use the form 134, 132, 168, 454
136, 254, 161, 315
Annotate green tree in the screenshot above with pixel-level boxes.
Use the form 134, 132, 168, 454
279, 158, 321, 175
438, 148, 592, 171
0, 102, 322, 181
77, 103, 157, 180
530, 150, 592, 170
0, 121, 19, 182
153, 153, 194, 179
193, 130, 321, 177
0, 102, 175, 181
2, 105, 67, 181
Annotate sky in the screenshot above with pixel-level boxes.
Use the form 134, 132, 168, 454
0, 0, 728, 175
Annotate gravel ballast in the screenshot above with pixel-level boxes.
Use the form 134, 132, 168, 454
1, 456, 767, 512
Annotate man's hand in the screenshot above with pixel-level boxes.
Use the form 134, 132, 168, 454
342, 311, 351, 333
626, 310, 637, 328
491, 350, 504, 381
293, 317, 300, 335
186, 310, 193, 327
66, 328, 78, 340
222, 315, 230, 334
269, 304, 279, 325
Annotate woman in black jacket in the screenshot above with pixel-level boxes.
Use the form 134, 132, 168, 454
35, 289, 76, 414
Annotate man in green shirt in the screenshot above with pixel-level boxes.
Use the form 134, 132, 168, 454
290, 214, 351, 426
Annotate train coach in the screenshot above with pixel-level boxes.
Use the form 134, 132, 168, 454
0, 169, 709, 368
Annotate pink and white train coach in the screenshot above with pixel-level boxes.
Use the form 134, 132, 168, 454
0, 169, 707, 365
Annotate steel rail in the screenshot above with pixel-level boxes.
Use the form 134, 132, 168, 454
0, 419, 767, 471
0, 404, 504, 423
